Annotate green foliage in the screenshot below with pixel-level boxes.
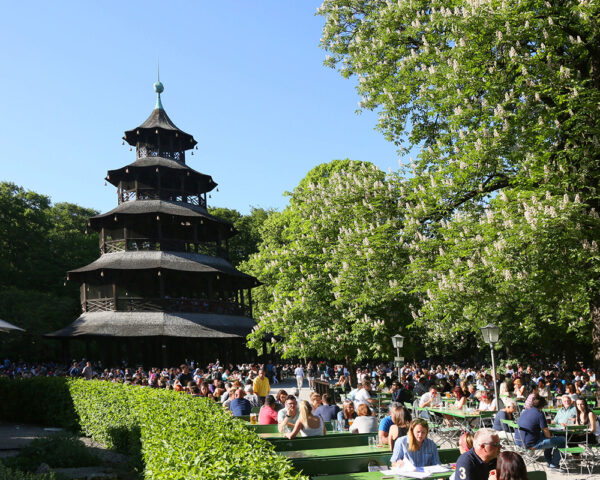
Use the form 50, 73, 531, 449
209, 206, 274, 266
3, 433, 101, 471
0, 182, 98, 360
244, 160, 410, 362
319, 0, 600, 360
0, 464, 62, 480
0, 377, 78, 430
0, 378, 306, 480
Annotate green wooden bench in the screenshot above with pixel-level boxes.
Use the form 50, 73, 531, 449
309, 470, 546, 480
269, 432, 376, 452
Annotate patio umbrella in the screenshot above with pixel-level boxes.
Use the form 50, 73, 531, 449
0, 319, 25, 333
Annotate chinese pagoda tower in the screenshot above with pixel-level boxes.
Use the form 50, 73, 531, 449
47, 81, 260, 366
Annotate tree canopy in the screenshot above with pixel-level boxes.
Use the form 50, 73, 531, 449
319, 0, 600, 361
243, 160, 410, 363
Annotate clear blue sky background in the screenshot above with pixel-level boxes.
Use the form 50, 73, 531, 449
0, 1, 406, 215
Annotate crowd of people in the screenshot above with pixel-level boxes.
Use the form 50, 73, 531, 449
2, 356, 598, 477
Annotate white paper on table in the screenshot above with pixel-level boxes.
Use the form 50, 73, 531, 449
423, 465, 451, 473
379, 468, 431, 478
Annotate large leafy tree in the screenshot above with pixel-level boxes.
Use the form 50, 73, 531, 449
0, 182, 98, 360
243, 160, 409, 363
319, 0, 600, 361
209, 207, 274, 266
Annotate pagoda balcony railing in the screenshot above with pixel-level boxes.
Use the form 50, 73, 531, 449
83, 297, 251, 316
102, 238, 222, 256
136, 145, 185, 163
118, 189, 206, 208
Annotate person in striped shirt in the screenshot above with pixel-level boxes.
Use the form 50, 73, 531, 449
391, 419, 440, 467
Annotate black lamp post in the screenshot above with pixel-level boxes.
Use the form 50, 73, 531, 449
480, 323, 500, 408
391, 334, 405, 375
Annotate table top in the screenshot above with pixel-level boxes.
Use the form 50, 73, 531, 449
310, 468, 453, 480
281, 444, 388, 459
425, 407, 496, 418
260, 430, 352, 439
548, 424, 588, 434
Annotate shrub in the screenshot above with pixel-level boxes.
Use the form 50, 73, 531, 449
0, 463, 63, 480
0, 378, 307, 480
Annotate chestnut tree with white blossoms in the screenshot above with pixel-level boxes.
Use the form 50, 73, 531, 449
319, 0, 600, 361
242, 160, 410, 363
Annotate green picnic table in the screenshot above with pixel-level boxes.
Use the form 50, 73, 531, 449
282, 445, 380, 459
268, 432, 375, 451
310, 470, 547, 480
245, 420, 333, 433
309, 470, 452, 480
426, 407, 495, 418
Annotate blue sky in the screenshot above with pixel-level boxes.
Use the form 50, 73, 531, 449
0, 1, 405, 215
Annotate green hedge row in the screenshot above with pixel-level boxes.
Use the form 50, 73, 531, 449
0, 378, 306, 480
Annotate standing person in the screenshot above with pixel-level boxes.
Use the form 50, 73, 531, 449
252, 369, 270, 405
516, 395, 565, 469
391, 419, 440, 467
81, 361, 93, 380
454, 428, 500, 480
489, 451, 528, 480
307, 361, 316, 391
294, 364, 305, 391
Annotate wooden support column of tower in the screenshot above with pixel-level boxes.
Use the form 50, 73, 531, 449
100, 227, 105, 254
82, 282, 87, 313
248, 288, 252, 317
113, 282, 118, 311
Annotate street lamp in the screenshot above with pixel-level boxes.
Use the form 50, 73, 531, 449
480, 323, 500, 409
391, 334, 405, 375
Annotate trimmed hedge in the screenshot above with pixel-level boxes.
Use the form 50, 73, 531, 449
0, 378, 306, 480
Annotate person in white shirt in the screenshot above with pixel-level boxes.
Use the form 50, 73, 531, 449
419, 386, 442, 408
354, 380, 375, 410
294, 365, 305, 390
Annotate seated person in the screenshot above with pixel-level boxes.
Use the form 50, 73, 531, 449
286, 400, 327, 438
553, 394, 576, 426
391, 419, 440, 467
277, 395, 299, 433
493, 398, 517, 439
313, 393, 340, 422
228, 388, 252, 417
258, 395, 278, 425
516, 395, 565, 469
337, 399, 357, 430
455, 429, 500, 480
419, 385, 442, 420
388, 404, 412, 451
379, 402, 400, 444
350, 404, 378, 434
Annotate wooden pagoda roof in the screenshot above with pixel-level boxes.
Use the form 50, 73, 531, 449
44, 312, 255, 338
89, 200, 235, 235
68, 251, 259, 284
106, 156, 217, 192
123, 108, 197, 150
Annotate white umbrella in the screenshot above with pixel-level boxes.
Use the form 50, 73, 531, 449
0, 319, 25, 333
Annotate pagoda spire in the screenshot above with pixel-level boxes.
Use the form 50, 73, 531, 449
154, 75, 164, 110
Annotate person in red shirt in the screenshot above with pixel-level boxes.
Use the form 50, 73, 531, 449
259, 395, 279, 425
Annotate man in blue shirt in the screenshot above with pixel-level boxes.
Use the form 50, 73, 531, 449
455, 429, 500, 480
229, 388, 252, 417
516, 395, 565, 468
313, 393, 340, 421
378, 402, 402, 444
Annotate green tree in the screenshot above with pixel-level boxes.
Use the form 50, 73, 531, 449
0, 183, 98, 360
209, 207, 274, 266
243, 160, 409, 363
319, 0, 600, 361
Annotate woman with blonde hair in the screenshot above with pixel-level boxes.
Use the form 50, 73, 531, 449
285, 400, 326, 438
391, 419, 440, 467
